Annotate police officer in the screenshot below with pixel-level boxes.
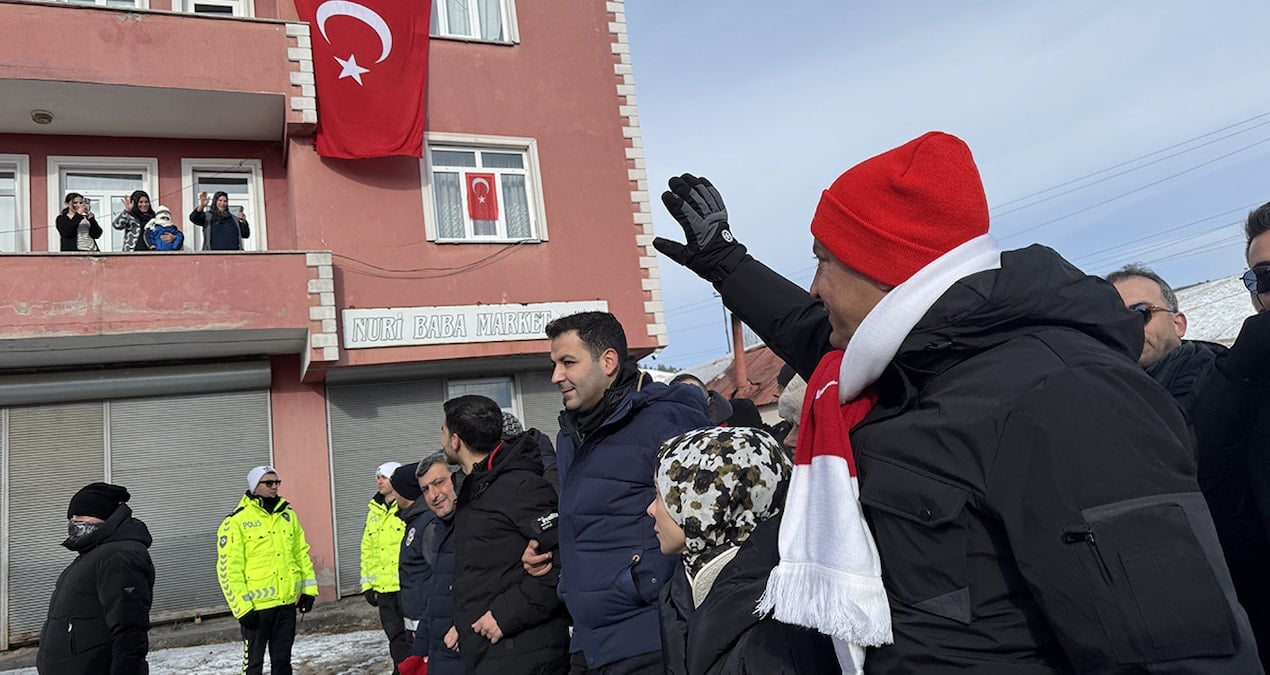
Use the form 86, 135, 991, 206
361, 461, 409, 672
217, 466, 318, 675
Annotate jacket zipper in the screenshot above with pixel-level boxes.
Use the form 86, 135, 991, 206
1062, 527, 1113, 585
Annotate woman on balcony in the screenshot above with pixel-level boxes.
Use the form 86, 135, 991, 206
112, 190, 156, 252
55, 192, 102, 252
190, 190, 250, 251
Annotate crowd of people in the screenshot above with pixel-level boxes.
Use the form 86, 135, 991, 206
54, 189, 249, 253
32, 130, 1270, 675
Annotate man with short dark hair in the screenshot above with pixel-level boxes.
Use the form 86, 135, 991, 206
217, 466, 318, 675
38, 483, 155, 675
360, 461, 408, 674
531, 311, 709, 674
442, 394, 569, 674
654, 132, 1258, 672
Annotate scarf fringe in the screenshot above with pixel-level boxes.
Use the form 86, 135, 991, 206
757, 560, 893, 646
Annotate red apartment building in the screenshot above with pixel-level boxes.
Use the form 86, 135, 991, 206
0, 0, 664, 647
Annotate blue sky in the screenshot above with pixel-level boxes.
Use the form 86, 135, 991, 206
624, 1, 1270, 369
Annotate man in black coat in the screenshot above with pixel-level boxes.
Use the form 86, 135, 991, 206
1109, 209, 1270, 669
442, 394, 569, 674
653, 132, 1260, 673
38, 483, 155, 675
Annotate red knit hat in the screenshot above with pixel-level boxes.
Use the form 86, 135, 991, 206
810, 131, 989, 287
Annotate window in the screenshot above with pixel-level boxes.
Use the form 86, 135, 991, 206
0, 155, 30, 253
181, 159, 267, 251
47, 157, 158, 253
430, 0, 517, 42
64, 0, 147, 7
423, 134, 546, 242
182, 0, 252, 17
446, 376, 519, 417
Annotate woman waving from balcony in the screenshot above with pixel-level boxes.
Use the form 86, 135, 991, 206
112, 190, 156, 252
55, 192, 102, 252
190, 191, 250, 251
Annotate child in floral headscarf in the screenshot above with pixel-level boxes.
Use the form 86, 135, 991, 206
648, 426, 838, 675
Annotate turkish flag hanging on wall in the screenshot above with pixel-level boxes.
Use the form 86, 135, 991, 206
466, 173, 500, 221
295, 0, 431, 159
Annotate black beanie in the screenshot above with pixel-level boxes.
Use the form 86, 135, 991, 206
67, 482, 130, 520
391, 462, 423, 501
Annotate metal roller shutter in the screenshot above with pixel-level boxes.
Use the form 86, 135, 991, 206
327, 379, 445, 596
516, 371, 562, 441
4, 403, 105, 645
108, 390, 271, 620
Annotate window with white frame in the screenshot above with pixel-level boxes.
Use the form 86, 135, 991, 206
424, 137, 545, 242
430, 0, 517, 42
0, 155, 30, 253
182, 0, 252, 18
47, 157, 158, 253
181, 159, 267, 251
446, 377, 518, 417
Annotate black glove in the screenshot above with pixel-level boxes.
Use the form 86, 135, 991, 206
1225, 311, 1270, 382
239, 611, 260, 631
363, 589, 379, 607
297, 594, 315, 614
655, 174, 750, 283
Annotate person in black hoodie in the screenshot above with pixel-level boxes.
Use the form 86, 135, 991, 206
399, 451, 465, 675
653, 133, 1260, 673
390, 460, 436, 675
443, 394, 569, 674
38, 482, 155, 675
651, 426, 837, 675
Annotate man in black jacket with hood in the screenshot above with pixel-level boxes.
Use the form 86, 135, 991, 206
652, 132, 1260, 673
442, 394, 569, 674
38, 482, 155, 675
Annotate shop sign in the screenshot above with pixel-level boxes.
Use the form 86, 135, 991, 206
341, 300, 610, 348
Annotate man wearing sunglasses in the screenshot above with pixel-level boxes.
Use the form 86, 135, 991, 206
217, 465, 319, 675
1106, 265, 1210, 407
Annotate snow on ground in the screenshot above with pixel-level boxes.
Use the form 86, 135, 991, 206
1, 629, 396, 675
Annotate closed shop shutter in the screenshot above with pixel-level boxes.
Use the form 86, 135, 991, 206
108, 390, 271, 620
327, 379, 445, 596
516, 371, 562, 441
4, 403, 106, 645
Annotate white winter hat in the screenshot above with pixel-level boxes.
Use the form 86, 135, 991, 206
376, 461, 402, 479
247, 465, 279, 491
153, 205, 173, 223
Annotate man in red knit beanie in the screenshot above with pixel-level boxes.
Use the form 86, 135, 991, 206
654, 132, 1258, 673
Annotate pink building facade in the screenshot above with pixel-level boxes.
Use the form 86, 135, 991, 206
0, 0, 664, 647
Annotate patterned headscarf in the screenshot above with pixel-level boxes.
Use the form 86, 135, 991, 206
656, 426, 791, 575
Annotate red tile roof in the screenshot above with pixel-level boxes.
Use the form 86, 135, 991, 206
705, 344, 787, 405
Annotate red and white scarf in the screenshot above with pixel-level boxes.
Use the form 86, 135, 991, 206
758, 234, 1002, 674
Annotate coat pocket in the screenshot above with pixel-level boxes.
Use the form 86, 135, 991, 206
1065, 493, 1236, 664
858, 458, 972, 623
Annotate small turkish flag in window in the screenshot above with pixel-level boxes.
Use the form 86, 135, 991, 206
466, 173, 499, 221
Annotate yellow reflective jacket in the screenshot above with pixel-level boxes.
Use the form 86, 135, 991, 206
360, 494, 404, 592
216, 493, 318, 618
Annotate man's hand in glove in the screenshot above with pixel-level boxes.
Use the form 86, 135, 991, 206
297, 594, 315, 614
239, 611, 260, 631
364, 589, 379, 607
655, 173, 750, 283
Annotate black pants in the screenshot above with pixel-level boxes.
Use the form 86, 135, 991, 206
376, 590, 411, 670
240, 604, 297, 675
569, 650, 662, 675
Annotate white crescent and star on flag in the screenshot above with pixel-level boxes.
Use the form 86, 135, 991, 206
472, 177, 490, 203
315, 0, 393, 86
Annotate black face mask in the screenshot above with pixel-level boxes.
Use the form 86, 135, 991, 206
67, 519, 102, 542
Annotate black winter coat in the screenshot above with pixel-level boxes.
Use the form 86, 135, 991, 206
417, 511, 463, 674
37, 504, 155, 675
660, 514, 838, 675
1177, 340, 1270, 669
396, 498, 436, 625
453, 430, 570, 674
716, 246, 1260, 673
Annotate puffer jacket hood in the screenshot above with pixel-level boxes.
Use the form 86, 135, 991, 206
896, 245, 1143, 380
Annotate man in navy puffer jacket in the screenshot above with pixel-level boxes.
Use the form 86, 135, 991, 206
524, 311, 709, 674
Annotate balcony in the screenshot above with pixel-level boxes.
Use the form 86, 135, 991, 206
0, 251, 337, 378
0, 1, 314, 140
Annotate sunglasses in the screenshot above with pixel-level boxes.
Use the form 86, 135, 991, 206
259, 480, 282, 487
1130, 303, 1173, 325
1242, 266, 1270, 293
